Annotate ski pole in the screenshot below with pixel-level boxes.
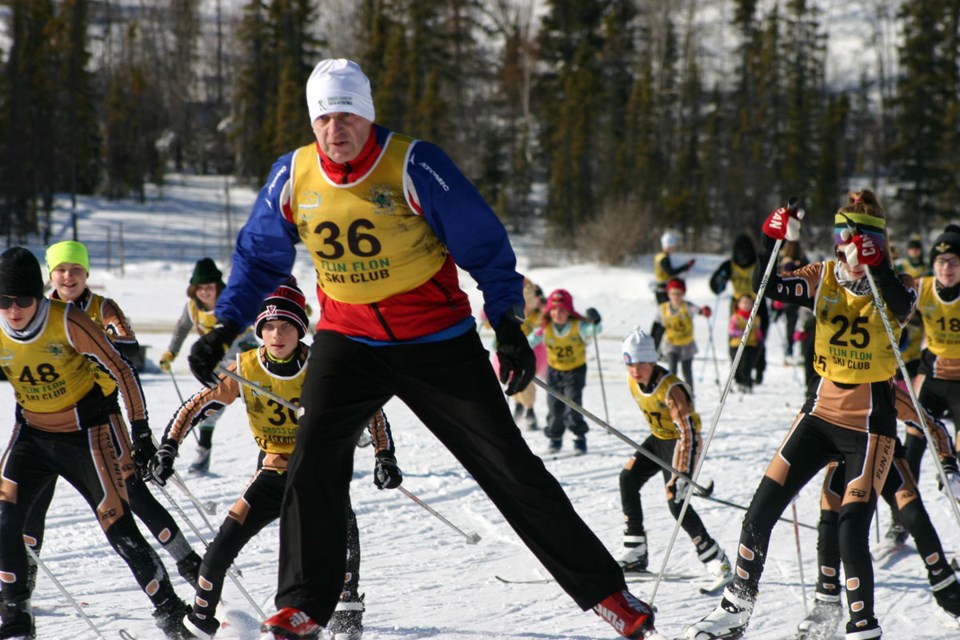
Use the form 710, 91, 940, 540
591, 331, 610, 423
531, 377, 714, 497
792, 500, 809, 613
698, 293, 721, 387
27, 546, 106, 639
153, 481, 267, 619
397, 486, 481, 545
167, 368, 201, 444
697, 493, 815, 530
860, 262, 960, 533
648, 198, 802, 604
216, 366, 298, 411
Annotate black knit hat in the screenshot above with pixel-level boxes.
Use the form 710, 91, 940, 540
930, 231, 960, 264
0, 247, 44, 298
190, 257, 223, 286
255, 277, 309, 339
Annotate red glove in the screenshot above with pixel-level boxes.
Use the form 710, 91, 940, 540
700, 306, 712, 318
762, 206, 803, 241
686, 258, 696, 269
771, 300, 785, 311
841, 231, 885, 268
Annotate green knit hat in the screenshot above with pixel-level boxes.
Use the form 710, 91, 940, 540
45, 240, 90, 274
190, 258, 223, 286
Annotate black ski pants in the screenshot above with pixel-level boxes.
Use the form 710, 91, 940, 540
276, 329, 625, 625
0, 420, 178, 609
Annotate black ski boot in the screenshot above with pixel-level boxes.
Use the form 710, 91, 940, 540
153, 595, 193, 639
0, 596, 35, 640
934, 579, 960, 620
176, 551, 203, 590
328, 592, 365, 640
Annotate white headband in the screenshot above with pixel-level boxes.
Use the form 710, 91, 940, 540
305, 59, 376, 123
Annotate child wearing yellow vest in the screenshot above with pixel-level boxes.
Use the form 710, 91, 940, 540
18, 241, 203, 596
159, 257, 257, 473
151, 278, 399, 639
529, 288, 601, 454
650, 278, 711, 396
0, 247, 192, 638
728, 293, 764, 393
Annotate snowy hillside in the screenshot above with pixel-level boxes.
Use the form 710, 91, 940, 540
3, 174, 958, 639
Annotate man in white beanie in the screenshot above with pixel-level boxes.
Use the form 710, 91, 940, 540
187, 59, 658, 639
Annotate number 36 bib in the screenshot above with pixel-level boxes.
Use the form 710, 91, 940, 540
289, 133, 448, 304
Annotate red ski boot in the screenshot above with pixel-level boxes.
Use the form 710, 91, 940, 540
593, 589, 656, 638
260, 607, 322, 639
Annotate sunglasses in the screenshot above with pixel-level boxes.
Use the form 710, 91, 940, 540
0, 295, 35, 310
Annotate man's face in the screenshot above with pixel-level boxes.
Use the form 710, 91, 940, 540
312, 112, 372, 164
0, 296, 38, 330
49, 263, 88, 302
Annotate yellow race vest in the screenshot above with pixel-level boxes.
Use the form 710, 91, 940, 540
543, 320, 588, 371
653, 252, 669, 284
659, 302, 694, 347
730, 263, 754, 299
917, 277, 960, 358
189, 299, 218, 336
729, 313, 761, 348
628, 373, 701, 440
896, 259, 929, 280
289, 134, 449, 304
521, 309, 542, 337
0, 301, 97, 412
236, 349, 306, 456
812, 262, 901, 383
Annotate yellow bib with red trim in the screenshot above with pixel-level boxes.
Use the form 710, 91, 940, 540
918, 277, 960, 358
543, 321, 587, 371
0, 301, 97, 412
812, 262, 901, 383
237, 349, 306, 456
660, 302, 694, 346
289, 135, 449, 304
628, 374, 701, 440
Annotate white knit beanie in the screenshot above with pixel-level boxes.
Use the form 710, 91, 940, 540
305, 59, 376, 123
622, 329, 658, 365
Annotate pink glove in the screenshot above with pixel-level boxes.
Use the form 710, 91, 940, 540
701, 306, 712, 318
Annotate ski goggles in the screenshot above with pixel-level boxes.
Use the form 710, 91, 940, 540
0, 295, 36, 309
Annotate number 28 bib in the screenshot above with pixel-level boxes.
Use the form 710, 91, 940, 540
289, 133, 449, 304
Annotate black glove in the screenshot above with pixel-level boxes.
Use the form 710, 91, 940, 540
188, 321, 240, 388
148, 437, 180, 486
129, 420, 157, 481
374, 452, 403, 490
585, 307, 601, 324
494, 317, 536, 396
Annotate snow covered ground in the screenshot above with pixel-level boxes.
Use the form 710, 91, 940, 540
4, 174, 959, 639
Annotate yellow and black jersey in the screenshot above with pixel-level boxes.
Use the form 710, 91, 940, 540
189, 298, 218, 336
627, 366, 701, 473
0, 300, 147, 432
659, 302, 695, 347
916, 276, 960, 380
543, 320, 588, 371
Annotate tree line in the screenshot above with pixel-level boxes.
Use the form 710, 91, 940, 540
1, 0, 957, 260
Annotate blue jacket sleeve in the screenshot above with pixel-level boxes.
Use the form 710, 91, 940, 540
405, 141, 524, 327
215, 154, 301, 329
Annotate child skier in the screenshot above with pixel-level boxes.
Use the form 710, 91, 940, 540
151, 279, 399, 640
159, 257, 256, 473
650, 278, 711, 395
20, 240, 203, 594
0, 247, 191, 639
686, 190, 916, 640
727, 293, 763, 392
512, 278, 547, 430
529, 288, 601, 454
617, 329, 733, 593
653, 231, 695, 304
